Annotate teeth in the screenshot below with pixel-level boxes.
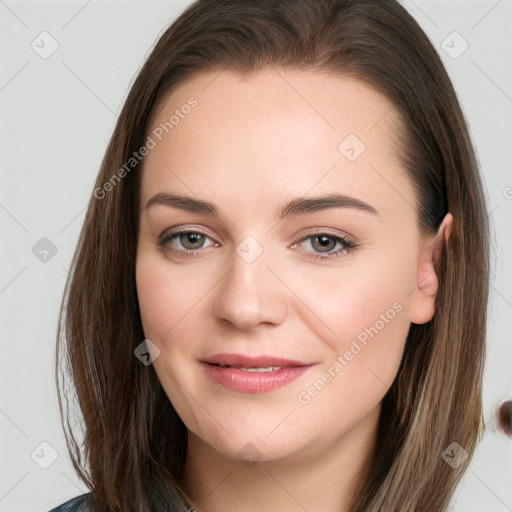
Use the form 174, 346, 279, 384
239, 366, 282, 372
216, 364, 282, 372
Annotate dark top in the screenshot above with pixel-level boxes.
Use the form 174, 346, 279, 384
48, 493, 92, 512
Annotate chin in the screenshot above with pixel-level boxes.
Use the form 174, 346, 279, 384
188, 414, 321, 467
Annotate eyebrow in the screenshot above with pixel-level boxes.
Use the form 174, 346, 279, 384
145, 192, 380, 218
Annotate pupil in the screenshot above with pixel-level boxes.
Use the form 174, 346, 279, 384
181, 233, 204, 249
312, 235, 335, 252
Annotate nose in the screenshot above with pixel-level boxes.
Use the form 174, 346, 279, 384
212, 247, 288, 330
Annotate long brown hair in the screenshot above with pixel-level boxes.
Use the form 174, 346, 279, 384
56, 0, 490, 510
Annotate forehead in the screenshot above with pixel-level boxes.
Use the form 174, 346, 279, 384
141, 68, 414, 222
147, 68, 399, 156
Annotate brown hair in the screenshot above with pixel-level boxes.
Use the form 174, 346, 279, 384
56, 0, 489, 510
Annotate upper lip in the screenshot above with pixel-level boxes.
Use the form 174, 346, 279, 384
203, 353, 312, 368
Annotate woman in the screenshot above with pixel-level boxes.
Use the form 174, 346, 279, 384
50, 0, 489, 510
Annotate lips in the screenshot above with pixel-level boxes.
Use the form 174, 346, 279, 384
200, 353, 313, 393
203, 353, 309, 368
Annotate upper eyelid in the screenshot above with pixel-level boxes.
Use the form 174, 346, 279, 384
159, 225, 218, 241
292, 228, 353, 240
159, 224, 354, 239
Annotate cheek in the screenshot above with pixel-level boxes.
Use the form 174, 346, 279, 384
135, 255, 213, 432
288, 286, 411, 446
135, 255, 213, 342
290, 248, 416, 411
135, 259, 174, 340
303, 285, 408, 403
291, 245, 416, 349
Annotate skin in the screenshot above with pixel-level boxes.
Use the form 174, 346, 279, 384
136, 68, 452, 512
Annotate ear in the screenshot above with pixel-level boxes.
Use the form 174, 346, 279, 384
410, 213, 453, 325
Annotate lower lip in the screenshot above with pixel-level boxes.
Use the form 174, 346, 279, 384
201, 363, 311, 393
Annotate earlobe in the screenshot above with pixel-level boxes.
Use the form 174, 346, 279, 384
410, 213, 453, 325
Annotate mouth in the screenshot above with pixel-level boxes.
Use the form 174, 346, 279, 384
208, 364, 286, 372
203, 353, 310, 368
200, 353, 314, 393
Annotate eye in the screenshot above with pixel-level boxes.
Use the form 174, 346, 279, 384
175, 232, 210, 250
291, 232, 356, 260
308, 235, 338, 253
156, 229, 217, 256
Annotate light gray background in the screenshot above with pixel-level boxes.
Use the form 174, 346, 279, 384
0, 1, 511, 511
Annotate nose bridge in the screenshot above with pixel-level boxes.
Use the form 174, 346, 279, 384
212, 238, 287, 329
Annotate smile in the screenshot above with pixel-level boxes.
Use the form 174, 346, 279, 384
201, 361, 313, 393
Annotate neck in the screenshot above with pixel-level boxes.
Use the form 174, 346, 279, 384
181, 405, 380, 512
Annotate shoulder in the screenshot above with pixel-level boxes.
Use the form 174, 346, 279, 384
48, 493, 92, 512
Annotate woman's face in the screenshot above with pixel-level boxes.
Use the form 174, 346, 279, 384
136, 69, 439, 464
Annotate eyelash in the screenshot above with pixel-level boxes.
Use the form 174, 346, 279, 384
290, 231, 356, 261
156, 228, 356, 261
